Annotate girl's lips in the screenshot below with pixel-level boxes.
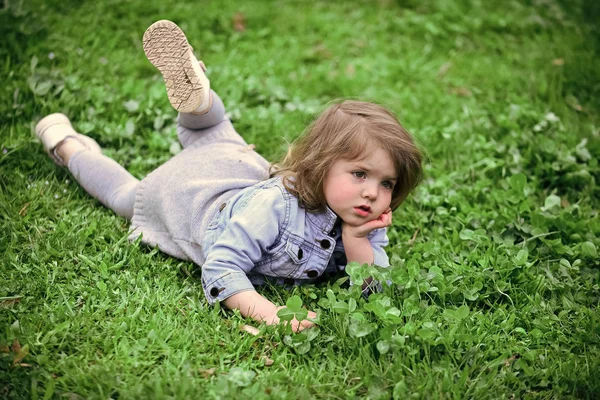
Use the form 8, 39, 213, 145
354, 206, 371, 217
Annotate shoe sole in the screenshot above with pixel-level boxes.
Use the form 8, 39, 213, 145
143, 20, 206, 113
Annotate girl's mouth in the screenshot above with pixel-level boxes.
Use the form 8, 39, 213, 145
354, 205, 371, 217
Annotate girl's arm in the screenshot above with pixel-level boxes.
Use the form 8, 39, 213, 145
342, 208, 393, 289
201, 188, 286, 306
342, 234, 374, 264
201, 187, 317, 331
223, 290, 277, 321
224, 290, 316, 332
342, 233, 375, 290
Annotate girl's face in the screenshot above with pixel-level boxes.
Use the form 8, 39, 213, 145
323, 147, 396, 227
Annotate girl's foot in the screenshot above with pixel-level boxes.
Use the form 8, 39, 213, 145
35, 113, 101, 166
143, 20, 211, 114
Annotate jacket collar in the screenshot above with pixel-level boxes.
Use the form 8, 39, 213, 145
272, 176, 340, 233
306, 205, 339, 233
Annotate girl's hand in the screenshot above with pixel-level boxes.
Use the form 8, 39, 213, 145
224, 291, 316, 332
269, 306, 317, 332
343, 208, 393, 239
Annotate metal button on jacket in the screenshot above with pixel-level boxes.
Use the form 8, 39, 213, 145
320, 239, 331, 249
306, 270, 319, 278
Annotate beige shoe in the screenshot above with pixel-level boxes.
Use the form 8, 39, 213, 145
35, 113, 101, 166
143, 20, 211, 113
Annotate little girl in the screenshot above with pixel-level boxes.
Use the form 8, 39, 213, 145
35, 20, 423, 332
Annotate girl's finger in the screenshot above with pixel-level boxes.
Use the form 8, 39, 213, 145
384, 213, 393, 226
298, 320, 315, 332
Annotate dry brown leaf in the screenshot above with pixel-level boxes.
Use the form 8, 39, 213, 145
451, 87, 473, 97
240, 324, 260, 336
313, 43, 332, 60
437, 62, 452, 77
199, 367, 216, 378
348, 376, 361, 385
408, 228, 420, 246
552, 58, 564, 66
11, 339, 20, 353
503, 353, 520, 367
1, 297, 22, 307
570, 103, 583, 111
233, 12, 246, 32
262, 356, 274, 366
1, 345, 9, 353
12, 344, 28, 365
19, 203, 30, 217
561, 197, 571, 208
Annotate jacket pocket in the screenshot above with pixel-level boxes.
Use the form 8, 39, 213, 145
285, 236, 311, 265
258, 236, 311, 278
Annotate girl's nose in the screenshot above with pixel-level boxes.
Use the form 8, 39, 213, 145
362, 184, 378, 200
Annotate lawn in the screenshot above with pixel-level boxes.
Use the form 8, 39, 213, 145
1, 0, 599, 398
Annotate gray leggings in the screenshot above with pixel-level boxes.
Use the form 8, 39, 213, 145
68, 91, 226, 220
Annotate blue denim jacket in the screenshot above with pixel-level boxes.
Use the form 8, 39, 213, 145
200, 177, 390, 305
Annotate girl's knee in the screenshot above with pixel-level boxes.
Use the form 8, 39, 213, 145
109, 182, 138, 219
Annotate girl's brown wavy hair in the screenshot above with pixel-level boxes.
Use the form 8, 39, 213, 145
270, 100, 423, 212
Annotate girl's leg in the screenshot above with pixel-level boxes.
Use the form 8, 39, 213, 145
64, 146, 139, 220
36, 114, 139, 220
143, 20, 250, 150
177, 90, 225, 131
176, 90, 236, 149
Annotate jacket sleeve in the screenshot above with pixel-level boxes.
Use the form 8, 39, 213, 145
201, 187, 287, 305
368, 227, 390, 268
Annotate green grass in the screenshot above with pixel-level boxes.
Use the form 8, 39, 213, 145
1, 0, 599, 398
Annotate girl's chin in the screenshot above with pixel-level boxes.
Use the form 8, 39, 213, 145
341, 215, 375, 227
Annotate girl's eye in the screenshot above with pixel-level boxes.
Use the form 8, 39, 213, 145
352, 171, 366, 179
382, 181, 394, 189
